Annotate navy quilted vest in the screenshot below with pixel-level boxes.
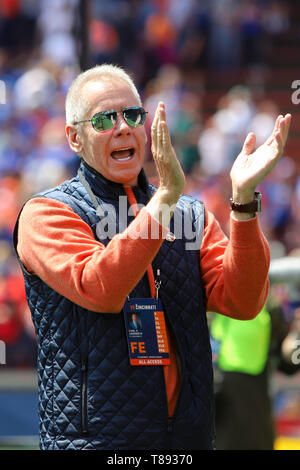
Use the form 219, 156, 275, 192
14, 161, 215, 450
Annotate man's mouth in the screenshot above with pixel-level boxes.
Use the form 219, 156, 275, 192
111, 148, 135, 161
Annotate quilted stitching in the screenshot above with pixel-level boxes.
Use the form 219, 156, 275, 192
19, 162, 214, 450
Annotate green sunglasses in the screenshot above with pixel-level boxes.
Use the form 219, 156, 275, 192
74, 106, 148, 132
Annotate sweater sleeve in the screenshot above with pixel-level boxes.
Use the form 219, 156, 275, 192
200, 210, 270, 320
17, 197, 166, 313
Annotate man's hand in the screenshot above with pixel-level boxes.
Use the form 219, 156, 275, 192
146, 102, 185, 229
230, 113, 292, 208
151, 102, 185, 205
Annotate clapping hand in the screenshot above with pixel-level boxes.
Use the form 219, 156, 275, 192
230, 113, 292, 205
151, 102, 185, 204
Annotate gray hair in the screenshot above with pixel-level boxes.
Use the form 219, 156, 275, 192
65, 64, 142, 125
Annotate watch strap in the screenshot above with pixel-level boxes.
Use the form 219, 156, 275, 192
230, 191, 262, 213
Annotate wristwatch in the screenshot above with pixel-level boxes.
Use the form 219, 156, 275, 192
230, 191, 262, 213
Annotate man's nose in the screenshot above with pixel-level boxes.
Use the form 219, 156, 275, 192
113, 113, 131, 135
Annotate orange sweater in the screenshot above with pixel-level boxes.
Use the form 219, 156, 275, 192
17, 197, 270, 416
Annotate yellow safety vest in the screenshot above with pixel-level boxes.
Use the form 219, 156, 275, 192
210, 306, 271, 375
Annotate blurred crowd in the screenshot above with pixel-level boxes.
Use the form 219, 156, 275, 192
0, 0, 299, 373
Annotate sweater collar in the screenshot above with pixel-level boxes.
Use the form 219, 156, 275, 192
78, 159, 152, 202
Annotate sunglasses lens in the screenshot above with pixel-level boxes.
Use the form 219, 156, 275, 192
92, 111, 116, 131
123, 107, 147, 127
91, 108, 146, 132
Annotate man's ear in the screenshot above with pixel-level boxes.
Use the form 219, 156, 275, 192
65, 124, 83, 154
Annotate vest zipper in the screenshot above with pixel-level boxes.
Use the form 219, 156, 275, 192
81, 357, 89, 436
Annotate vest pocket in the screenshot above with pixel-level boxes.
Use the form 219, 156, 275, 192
81, 358, 89, 435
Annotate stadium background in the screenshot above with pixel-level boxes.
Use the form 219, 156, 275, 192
0, 0, 299, 450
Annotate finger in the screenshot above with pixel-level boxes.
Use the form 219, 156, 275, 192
274, 114, 283, 135
156, 103, 170, 156
271, 130, 284, 160
159, 101, 167, 123
282, 113, 292, 146
266, 115, 283, 146
242, 132, 256, 155
153, 120, 167, 181
157, 119, 163, 155
156, 102, 166, 151
274, 129, 283, 148
161, 120, 172, 152
151, 103, 160, 152
277, 115, 287, 147
272, 114, 291, 148
265, 115, 281, 146
272, 114, 290, 150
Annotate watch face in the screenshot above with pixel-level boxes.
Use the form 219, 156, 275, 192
255, 192, 262, 212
